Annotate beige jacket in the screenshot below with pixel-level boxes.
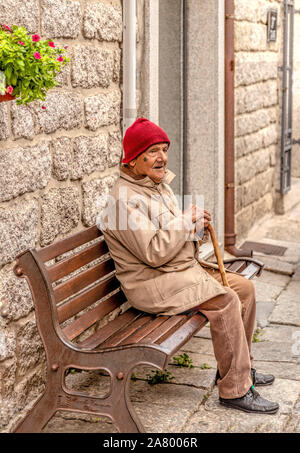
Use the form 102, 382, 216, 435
99, 167, 227, 315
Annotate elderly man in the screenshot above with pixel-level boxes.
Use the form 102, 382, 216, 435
100, 118, 279, 414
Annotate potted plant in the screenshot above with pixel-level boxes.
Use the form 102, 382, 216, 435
0, 23, 70, 105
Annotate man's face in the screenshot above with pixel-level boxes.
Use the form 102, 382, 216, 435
128, 142, 169, 183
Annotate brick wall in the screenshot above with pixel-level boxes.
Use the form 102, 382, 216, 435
0, 0, 123, 431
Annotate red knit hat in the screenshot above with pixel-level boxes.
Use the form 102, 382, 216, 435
122, 118, 170, 163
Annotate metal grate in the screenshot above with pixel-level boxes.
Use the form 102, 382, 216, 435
240, 241, 287, 256
280, 0, 294, 194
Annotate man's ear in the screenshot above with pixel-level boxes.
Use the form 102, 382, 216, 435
129, 159, 137, 167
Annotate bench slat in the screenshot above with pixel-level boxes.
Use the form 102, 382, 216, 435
78, 308, 141, 349
118, 316, 169, 346
48, 240, 109, 283
62, 290, 127, 340
240, 263, 260, 280
158, 313, 207, 355
38, 225, 101, 262
225, 260, 247, 273
53, 258, 115, 304
57, 274, 120, 323
140, 315, 188, 344
101, 314, 153, 348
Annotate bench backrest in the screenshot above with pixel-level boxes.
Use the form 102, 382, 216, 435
36, 225, 127, 344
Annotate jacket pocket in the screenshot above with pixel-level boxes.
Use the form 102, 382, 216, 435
154, 265, 205, 300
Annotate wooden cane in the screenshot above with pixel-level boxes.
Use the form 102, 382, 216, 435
206, 224, 230, 287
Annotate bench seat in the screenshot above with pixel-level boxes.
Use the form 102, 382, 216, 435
12, 225, 264, 433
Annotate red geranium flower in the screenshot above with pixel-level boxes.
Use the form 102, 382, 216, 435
18, 41, 25, 45
48, 41, 55, 48
34, 52, 41, 60
6, 86, 13, 95
32, 34, 40, 42
3, 24, 10, 30
57, 56, 64, 62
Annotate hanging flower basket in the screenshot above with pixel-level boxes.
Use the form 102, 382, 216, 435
0, 23, 70, 105
0, 93, 15, 102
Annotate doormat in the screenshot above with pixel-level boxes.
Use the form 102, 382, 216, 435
240, 241, 287, 256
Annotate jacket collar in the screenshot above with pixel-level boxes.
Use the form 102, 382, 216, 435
120, 165, 176, 187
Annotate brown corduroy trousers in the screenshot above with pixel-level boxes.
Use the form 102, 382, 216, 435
190, 268, 256, 399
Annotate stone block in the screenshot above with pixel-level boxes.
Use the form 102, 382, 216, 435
71, 134, 108, 179
84, 90, 121, 131
55, 50, 71, 88
41, 0, 81, 38
0, 0, 39, 33
0, 328, 16, 362
107, 130, 122, 167
71, 46, 115, 89
16, 320, 45, 377
52, 137, 73, 181
83, 2, 122, 42
31, 92, 83, 134
235, 125, 278, 159
251, 192, 274, 225
235, 204, 254, 238
113, 48, 121, 83
235, 80, 278, 115
0, 198, 39, 267
235, 22, 276, 52
0, 142, 51, 202
0, 104, 9, 141
0, 264, 34, 321
40, 187, 80, 246
0, 360, 17, 399
82, 174, 118, 227
235, 52, 278, 87
235, 107, 277, 137
235, 0, 258, 22
14, 371, 46, 414
11, 101, 35, 140
236, 155, 257, 184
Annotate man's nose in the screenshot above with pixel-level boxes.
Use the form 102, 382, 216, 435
157, 150, 167, 160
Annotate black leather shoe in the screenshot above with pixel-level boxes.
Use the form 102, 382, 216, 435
215, 368, 275, 386
219, 386, 279, 414
251, 368, 275, 386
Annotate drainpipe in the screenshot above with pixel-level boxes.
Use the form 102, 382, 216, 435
123, 0, 137, 136
224, 0, 252, 257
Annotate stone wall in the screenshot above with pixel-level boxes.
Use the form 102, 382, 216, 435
234, 0, 282, 239
0, 0, 123, 431
293, 0, 300, 177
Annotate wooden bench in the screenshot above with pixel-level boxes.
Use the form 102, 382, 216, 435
12, 225, 264, 433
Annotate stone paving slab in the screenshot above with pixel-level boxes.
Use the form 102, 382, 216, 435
252, 360, 300, 381
43, 412, 116, 433
253, 280, 284, 302
251, 338, 298, 363
256, 301, 276, 328
253, 270, 290, 287
268, 294, 300, 327
179, 337, 215, 355
261, 324, 300, 343
184, 378, 300, 433
133, 403, 192, 433
131, 364, 216, 391
252, 255, 295, 275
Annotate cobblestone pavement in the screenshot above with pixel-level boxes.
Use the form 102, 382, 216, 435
42, 202, 300, 434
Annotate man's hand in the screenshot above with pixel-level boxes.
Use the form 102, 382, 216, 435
184, 205, 211, 228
